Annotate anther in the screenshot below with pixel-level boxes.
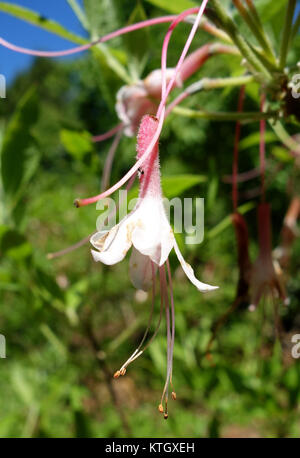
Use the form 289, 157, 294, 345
171, 391, 177, 400
113, 370, 120, 379
120, 368, 126, 376
158, 404, 164, 413
164, 413, 168, 420
73, 199, 81, 208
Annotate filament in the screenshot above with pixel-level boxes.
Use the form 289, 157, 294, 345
116, 262, 164, 373
92, 123, 123, 143
157, 2, 209, 119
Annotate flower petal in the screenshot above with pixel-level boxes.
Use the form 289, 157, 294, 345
173, 240, 218, 292
90, 221, 133, 265
129, 247, 155, 291
131, 198, 173, 265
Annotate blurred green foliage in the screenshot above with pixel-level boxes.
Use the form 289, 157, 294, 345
0, 0, 300, 438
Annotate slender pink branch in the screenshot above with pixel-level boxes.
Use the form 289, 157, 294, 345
101, 129, 123, 191
0, 16, 177, 57
165, 44, 240, 117
92, 123, 123, 143
47, 233, 94, 259
222, 167, 260, 183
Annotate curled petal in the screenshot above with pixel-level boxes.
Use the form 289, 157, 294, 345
173, 240, 218, 292
115, 85, 157, 137
90, 222, 132, 265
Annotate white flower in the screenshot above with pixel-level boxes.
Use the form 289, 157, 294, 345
91, 194, 217, 293
90, 114, 217, 292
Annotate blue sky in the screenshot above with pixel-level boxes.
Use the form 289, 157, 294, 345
0, 0, 88, 85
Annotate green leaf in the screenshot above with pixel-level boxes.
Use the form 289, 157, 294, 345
271, 146, 294, 163
207, 202, 255, 240
60, 129, 93, 160
0, 1, 86, 44
35, 268, 64, 302
126, 173, 207, 202
239, 131, 277, 150
125, 1, 149, 79
84, 0, 120, 37
40, 324, 67, 359
162, 174, 207, 198
89, 43, 129, 110
0, 226, 32, 260
0, 87, 38, 200
255, 0, 288, 24
145, 0, 196, 14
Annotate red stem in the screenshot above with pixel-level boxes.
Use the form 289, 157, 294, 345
232, 85, 246, 211
259, 93, 266, 202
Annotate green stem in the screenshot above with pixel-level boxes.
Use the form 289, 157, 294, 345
188, 74, 254, 93
233, 0, 275, 61
173, 106, 275, 122
245, 0, 263, 28
209, 0, 271, 81
270, 120, 300, 154
279, 0, 296, 69
66, 0, 89, 31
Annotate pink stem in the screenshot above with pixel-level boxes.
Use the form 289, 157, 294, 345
76, 2, 208, 207
179, 43, 211, 82
222, 167, 260, 183
165, 91, 189, 117
92, 123, 123, 143
157, 3, 209, 119
260, 93, 266, 202
101, 129, 122, 191
0, 16, 177, 57
232, 86, 246, 211
257, 202, 272, 257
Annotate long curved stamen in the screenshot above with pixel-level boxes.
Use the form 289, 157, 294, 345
157, 2, 209, 119
47, 233, 94, 260
74, 108, 165, 207
115, 262, 164, 374
166, 260, 176, 398
48, 172, 136, 259
92, 123, 123, 143
159, 264, 174, 418
115, 263, 156, 376
76, 3, 208, 208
